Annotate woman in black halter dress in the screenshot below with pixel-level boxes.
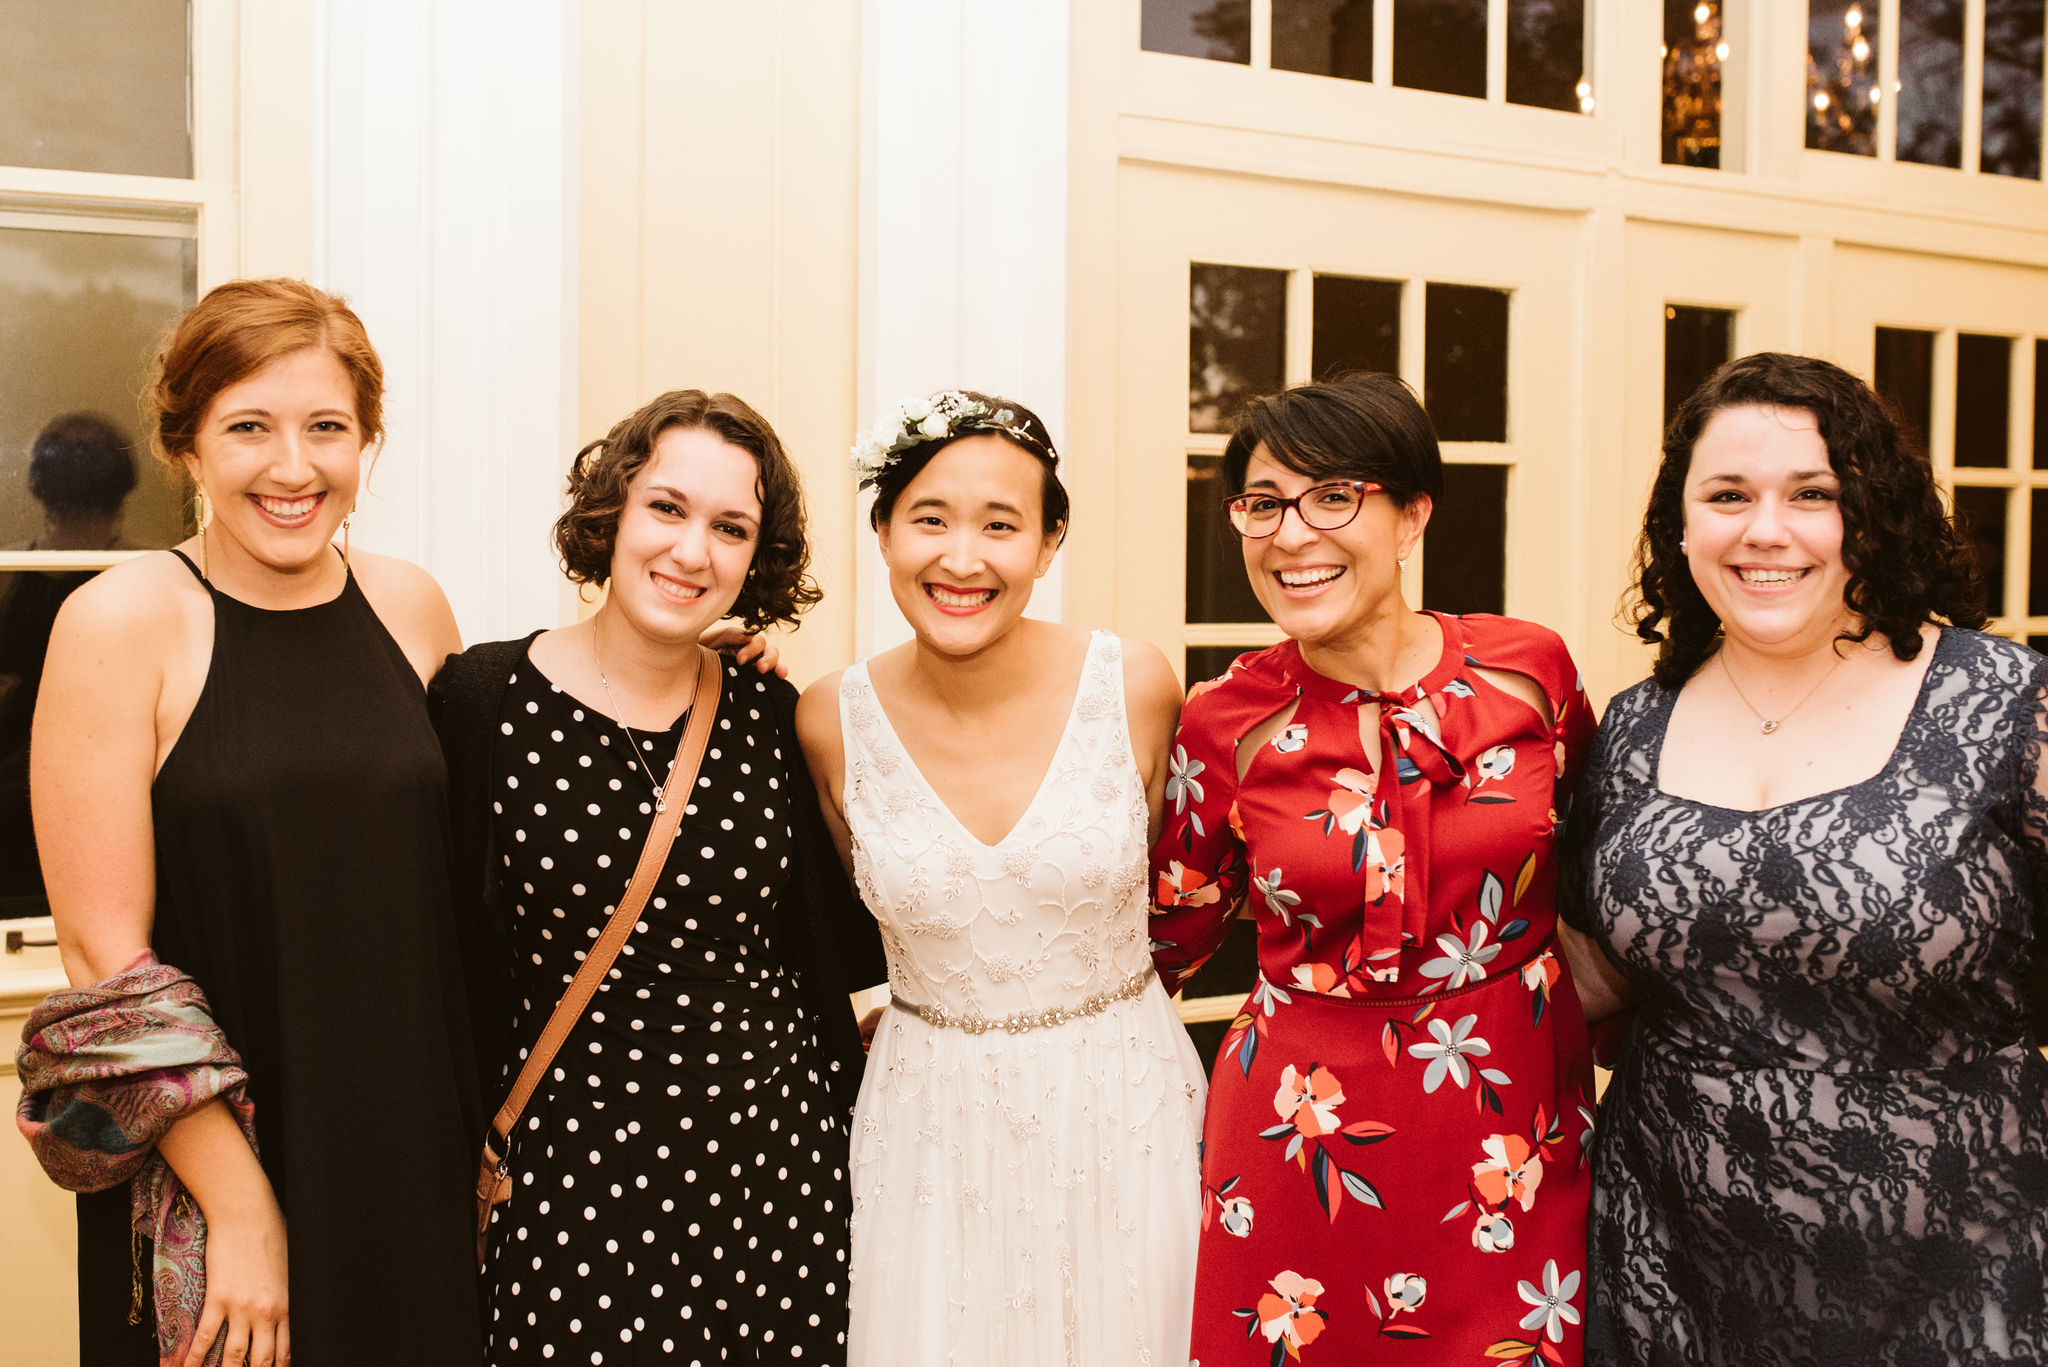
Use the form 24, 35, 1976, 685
33, 281, 483, 1366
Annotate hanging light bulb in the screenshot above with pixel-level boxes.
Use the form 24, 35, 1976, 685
1695, 2, 1712, 26
1715, 42, 1730, 61
1852, 37, 1869, 61
1814, 91, 1831, 111
1845, 5, 1863, 30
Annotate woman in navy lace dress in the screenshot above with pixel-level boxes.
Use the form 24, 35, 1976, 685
1561, 353, 2048, 1365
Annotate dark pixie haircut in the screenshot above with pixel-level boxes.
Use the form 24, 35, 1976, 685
28, 412, 137, 515
866, 390, 1070, 544
1223, 371, 1445, 509
555, 390, 822, 633
1629, 351, 1986, 690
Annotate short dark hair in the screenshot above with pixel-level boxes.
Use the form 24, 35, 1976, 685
1222, 372, 1445, 509
554, 390, 822, 633
865, 390, 1069, 544
1628, 351, 1987, 689
29, 412, 137, 515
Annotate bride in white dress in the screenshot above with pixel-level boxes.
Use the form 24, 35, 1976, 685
796, 391, 1205, 1366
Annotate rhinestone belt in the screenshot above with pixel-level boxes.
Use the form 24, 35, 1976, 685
891, 966, 1156, 1036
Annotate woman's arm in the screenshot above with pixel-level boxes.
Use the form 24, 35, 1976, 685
350, 551, 463, 686
1121, 639, 1185, 846
793, 673, 855, 879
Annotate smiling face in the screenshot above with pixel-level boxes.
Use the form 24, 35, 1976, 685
877, 434, 1060, 655
1682, 403, 1851, 654
605, 425, 763, 644
179, 347, 364, 577
1238, 445, 1429, 652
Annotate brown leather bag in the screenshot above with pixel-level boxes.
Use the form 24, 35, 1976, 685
474, 645, 721, 1266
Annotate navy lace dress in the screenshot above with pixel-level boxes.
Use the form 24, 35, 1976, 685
1566, 628, 2048, 1366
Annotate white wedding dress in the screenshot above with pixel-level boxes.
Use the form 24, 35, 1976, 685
839, 631, 1206, 1366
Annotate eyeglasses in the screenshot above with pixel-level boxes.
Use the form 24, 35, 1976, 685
1223, 480, 1382, 538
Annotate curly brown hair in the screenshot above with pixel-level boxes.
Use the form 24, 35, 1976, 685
1629, 351, 1987, 689
555, 391, 822, 632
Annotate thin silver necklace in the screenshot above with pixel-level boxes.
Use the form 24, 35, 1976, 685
591, 626, 684, 812
1718, 648, 1844, 735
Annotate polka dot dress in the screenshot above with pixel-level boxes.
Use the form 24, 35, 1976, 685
484, 658, 851, 1365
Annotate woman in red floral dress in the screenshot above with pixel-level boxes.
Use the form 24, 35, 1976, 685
1152, 374, 1597, 1366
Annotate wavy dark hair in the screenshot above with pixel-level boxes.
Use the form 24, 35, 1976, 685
555, 390, 821, 632
865, 390, 1069, 545
1223, 371, 1445, 508
1629, 352, 1986, 689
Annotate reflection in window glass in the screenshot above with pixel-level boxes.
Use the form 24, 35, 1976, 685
1141, 0, 1253, 63
1663, 0, 1725, 168
2036, 341, 2048, 468
1955, 333, 2013, 469
0, 226, 198, 556
1394, 0, 1488, 99
1274, 0, 1377, 81
1898, 0, 1965, 169
0, 0, 192, 178
1190, 264, 1288, 434
1423, 464, 1509, 616
0, 566, 102, 912
1981, 0, 2044, 180
1954, 484, 2008, 615
1874, 326, 1937, 453
1186, 456, 1273, 625
1311, 276, 1401, 381
1664, 305, 1735, 431
1807, 0, 1880, 155
1424, 284, 1509, 443
2031, 489, 2048, 615
1507, 0, 1592, 113
1186, 644, 1261, 687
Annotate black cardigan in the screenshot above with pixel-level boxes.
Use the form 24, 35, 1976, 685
427, 636, 885, 1126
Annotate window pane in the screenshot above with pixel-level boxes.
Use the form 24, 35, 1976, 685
1807, 1, 1880, 155
1274, 0, 1377, 81
1874, 326, 1937, 454
0, 226, 198, 561
1664, 306, 1735, 431
1898, 0, 1965, 169
1663, 0, 1726, 168
1179, 916, 1260, 1000
2036, 340, 2048, 468
1187, 455, 1274, 624
1508, 0, 1591, 113
1982, 0, 2045, 180
2031, 489, 2048, 615
2030, 635, 2048, 655
1394, 0, 1488, 99
0, 0, 192, 178
1954, 484, 2008, 615
1187, 644, 1261, 687
1191, 264, 1288, 435
1423, 463, 1509, 615
1142, 0, 1253, 62
1955, 333, 2013, 469
0, 565, 110, 913
1424, 283, 1509, 442
1312, 275, 1402, 381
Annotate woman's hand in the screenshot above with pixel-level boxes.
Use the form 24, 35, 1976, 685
184, 1193, 289, 1367
1558, 922, 1641, 1024
700, 624, 787, 678
857, 1005, 885, 1052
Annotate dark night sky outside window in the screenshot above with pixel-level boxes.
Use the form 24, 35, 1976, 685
1981, 0, 2044, 180
1274, 0, 1376, 81
1507, 0, 1588, 112
1394, 0, 1488, 98
1141, 0, 1253, 62
1954, 333, 2013, 468
1807, 0, 1880, 155
1874, 327, 1936, 453
1312, 276, 1402, 381
1190, 264, 1287, 434
1424, 464, 1509, 616
1424, 284, 1509, 442
1955, 485, 2009, 614
1664, 306, 1735, 431
1898, 0, 1965, 168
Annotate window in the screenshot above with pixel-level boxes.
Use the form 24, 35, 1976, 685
1899, 0, 1967, 168
1663, 0, 1729, 167
1664, 305, 1736, 428
1874, 325, 1937, 451
0, 0, 215, 920
1984, 0, 2045, 180
1184, 263, 1515, 686
1807, 1, 1879, 155
1146, 0, 1596, 113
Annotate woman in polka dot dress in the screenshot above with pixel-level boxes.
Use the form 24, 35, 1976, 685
434, 391, 885, 1366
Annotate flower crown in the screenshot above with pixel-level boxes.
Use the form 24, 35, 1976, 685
850, 390, 1050, 489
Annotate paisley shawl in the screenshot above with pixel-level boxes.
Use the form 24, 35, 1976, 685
15, 953, 257, 1367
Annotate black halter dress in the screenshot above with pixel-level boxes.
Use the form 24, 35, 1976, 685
75, 549, 483, 1365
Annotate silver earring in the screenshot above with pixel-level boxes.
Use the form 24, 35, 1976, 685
1680, 537, 1688, 554
1397, 556, 1408, 572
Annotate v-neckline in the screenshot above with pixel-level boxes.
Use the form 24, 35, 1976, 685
859, 632, 1099, 851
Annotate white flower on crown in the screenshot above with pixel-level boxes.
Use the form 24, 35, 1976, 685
848, 389, 1048, 488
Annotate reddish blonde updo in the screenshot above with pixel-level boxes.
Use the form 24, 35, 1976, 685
146, 278, 385, 465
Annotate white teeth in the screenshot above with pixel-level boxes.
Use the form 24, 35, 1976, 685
928, 585, 995, 608
254, 494, 317, 518
655, 578, 705, 601
1738, 568, 1805, 585
1278, 567, 1343, 588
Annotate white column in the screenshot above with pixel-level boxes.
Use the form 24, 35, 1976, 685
314, 0, 580, 645
855, 0, 1073, 656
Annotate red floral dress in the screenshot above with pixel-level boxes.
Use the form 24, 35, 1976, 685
1152, 612, 1597, 1367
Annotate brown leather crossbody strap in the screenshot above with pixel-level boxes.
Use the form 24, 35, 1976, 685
476, 646, 720, 1254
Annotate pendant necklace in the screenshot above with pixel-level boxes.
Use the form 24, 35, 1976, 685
592, 625, 685, 812
1719, 649, 1843, 735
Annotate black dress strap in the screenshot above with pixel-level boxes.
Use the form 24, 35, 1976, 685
166, 548, 207, 584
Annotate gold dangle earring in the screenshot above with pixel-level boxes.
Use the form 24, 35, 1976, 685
191, 486, 210, 581
342, 511, 352, 568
